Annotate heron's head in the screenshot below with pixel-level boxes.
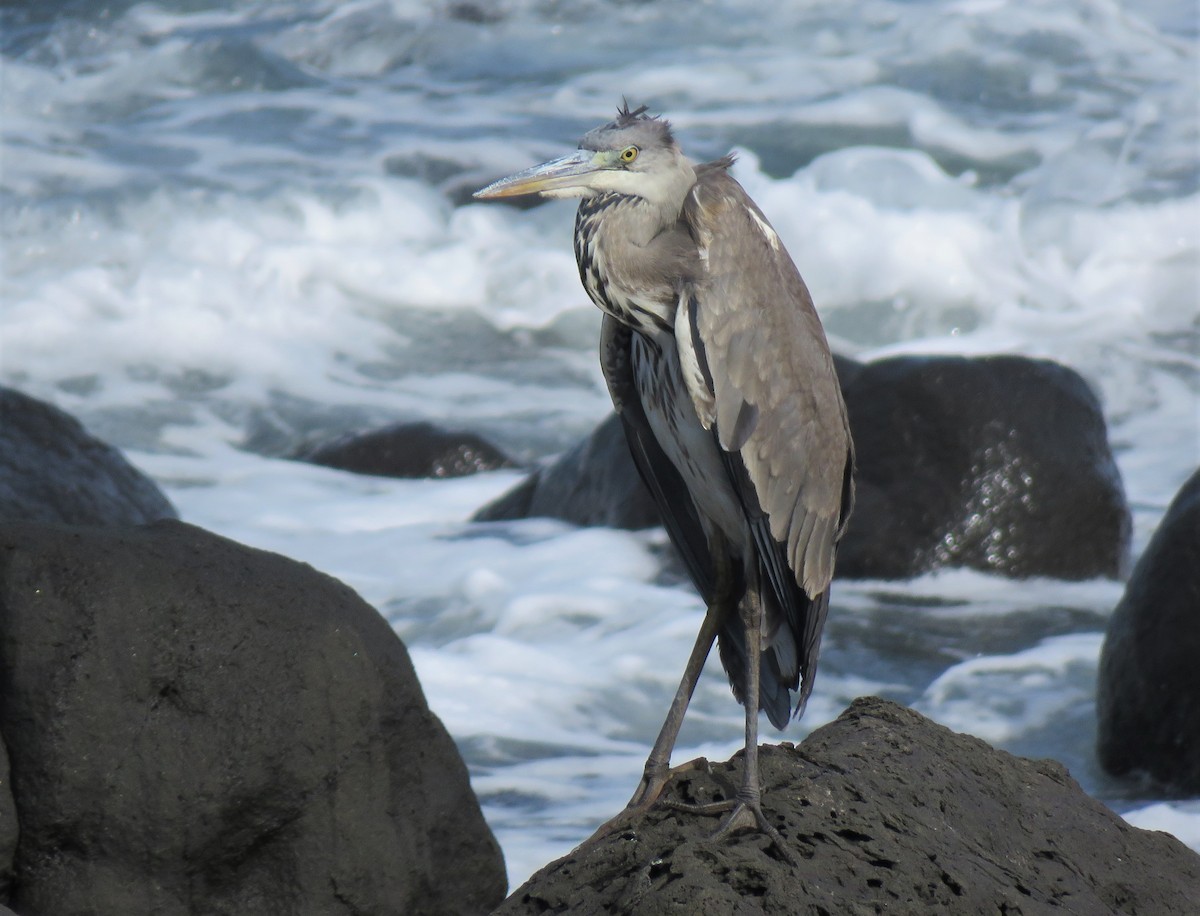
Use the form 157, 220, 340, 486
474, 103, 695, 208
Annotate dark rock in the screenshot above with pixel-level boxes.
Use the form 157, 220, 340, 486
1097, 468, 1200, 792
475, 412, 659, 529
837, 355, 1130, 579
830, 352, 867, 389
496, 697, 1200, 915
295, 420, 515, 479
477, 354, 1130, 581
445, 1, 506, 24
0, 732, 14, 902
0, 520, 506, 916
0, 387, 177, 527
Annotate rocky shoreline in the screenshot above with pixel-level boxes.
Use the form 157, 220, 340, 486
1, 372, 1196, 914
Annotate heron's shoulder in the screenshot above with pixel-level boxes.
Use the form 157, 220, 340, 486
690, 155, 739, 201
686, 157, 763, 227
694, 153, 736, 177
685, 160, 784, 263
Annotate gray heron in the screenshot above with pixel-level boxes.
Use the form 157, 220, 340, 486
475, 104, 854, 852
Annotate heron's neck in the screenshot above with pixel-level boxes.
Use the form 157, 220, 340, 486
575, 186, 698, 337
622, 196, 682, 247
631, 160, 697, 241
577, 157, 697, 242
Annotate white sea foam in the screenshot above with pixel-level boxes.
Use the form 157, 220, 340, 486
916, 632, 1105, 744
1123, 801, 1200, 849
3, 0, 1197, 889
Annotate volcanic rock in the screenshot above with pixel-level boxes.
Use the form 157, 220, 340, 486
1097, 467, 1200, 791
836, 354, 1129, 579
496, 697, 1200, 915
0, 520, 506, 916
0, 386, 177, 527
294, 420, 515, 479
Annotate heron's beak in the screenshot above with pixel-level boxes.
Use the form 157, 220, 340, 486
474, 150, 602, 199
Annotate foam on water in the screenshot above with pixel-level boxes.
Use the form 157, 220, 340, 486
918, 632, 1104, 743
3, 0, 1198, 888
1124, 802, 1200, 849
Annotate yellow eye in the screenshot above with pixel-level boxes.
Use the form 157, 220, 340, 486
620, 146, 639, 163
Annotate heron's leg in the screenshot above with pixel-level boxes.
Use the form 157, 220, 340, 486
623, 595, 724, 811
706, 586, 797, 862
661, 584, 797, 862
717, 588, 767, 827
579, 553, 735, 849
623, 544, 738, 812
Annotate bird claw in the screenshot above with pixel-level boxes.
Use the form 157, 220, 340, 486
665, 792, 799, 866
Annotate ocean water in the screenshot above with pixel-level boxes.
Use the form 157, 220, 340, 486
2, 0, 1198, 888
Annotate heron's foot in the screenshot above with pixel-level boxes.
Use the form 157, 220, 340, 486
626, 756, 710, 812
579, 757, 712, 847
711, 797, 798, 865
664, 791, 798, 866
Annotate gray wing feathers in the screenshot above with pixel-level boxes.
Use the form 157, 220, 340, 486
600, 314, 717, 603
682, 168, 851, 597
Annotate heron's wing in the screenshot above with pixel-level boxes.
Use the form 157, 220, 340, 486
600, 314, 716, 603
678, 167, 854, 689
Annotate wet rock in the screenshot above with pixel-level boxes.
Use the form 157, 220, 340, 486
496, 697, 1200, 915
1097, 468, 1200, 792
0, 520, 506, 916
295, 420, 515, 479
0, 386, 177, 526
475, 412, 659, 529
836, 355, 1129, 579
475, 354, 1130, 581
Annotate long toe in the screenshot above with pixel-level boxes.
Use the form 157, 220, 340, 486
710, 797, 796, 864
662, 786, 800, 865
710, 797, 799, 866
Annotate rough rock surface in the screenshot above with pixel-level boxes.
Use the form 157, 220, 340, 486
476, 354, 1129, 580
496, 698, 1200, 915
0, 386, 177, 527
836, 355, 1129, 579
295, 420, 514, 478
0, 520, 506, 916
1097, 467, 1200, 792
